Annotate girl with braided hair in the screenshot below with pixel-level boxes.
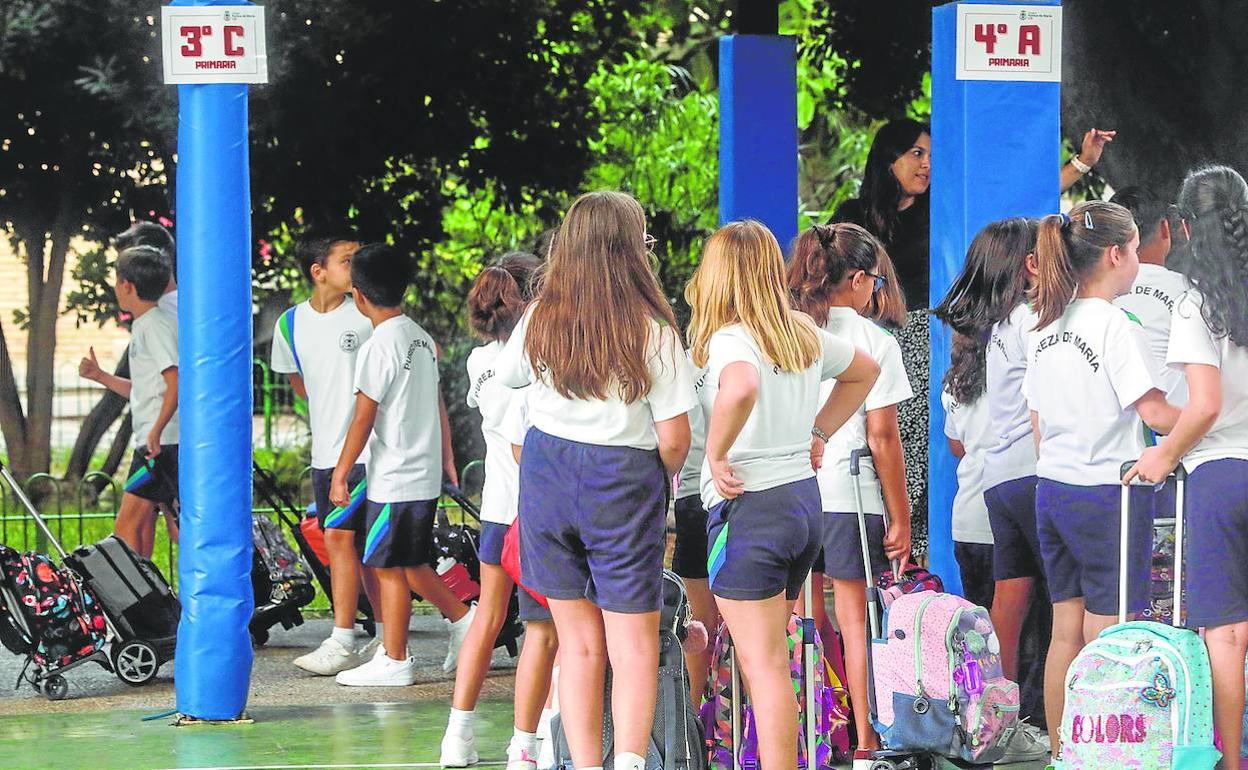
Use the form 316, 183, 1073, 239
1125, 165, 1248, 767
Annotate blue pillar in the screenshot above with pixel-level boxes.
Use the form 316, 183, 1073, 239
172, 0, 255, 720
718, 35, 798, 249
929, 0, 1061, 595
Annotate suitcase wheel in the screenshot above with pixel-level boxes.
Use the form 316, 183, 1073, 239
112, 639, 160, 686
41, 674, 68, 701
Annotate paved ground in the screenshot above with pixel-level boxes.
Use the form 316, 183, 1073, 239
0, 616, 520, 716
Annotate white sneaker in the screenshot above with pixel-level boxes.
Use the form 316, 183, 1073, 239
334, 652, 416, 687
996, 719, 1050, 764
443, 604, 478, 673
293, 636, 368, 676
536, 708, 554, 769
439, 729, 478, 767
504, 745, 537, 770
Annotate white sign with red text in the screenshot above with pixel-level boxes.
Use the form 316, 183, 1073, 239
956, 4, 1061, 82
161, 5, 268, 84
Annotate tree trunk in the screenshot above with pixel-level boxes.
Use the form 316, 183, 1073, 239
64, 349, 130, 482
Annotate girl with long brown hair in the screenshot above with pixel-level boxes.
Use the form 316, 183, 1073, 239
493, 191, 696, 770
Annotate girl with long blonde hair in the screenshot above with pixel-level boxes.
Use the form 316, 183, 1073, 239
686, 219, 878, 770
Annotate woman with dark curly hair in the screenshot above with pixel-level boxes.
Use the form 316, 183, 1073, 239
1125, 165, 1248, 766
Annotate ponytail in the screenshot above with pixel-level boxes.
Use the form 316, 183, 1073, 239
787, 223, 888, 326
467, 265, 527, 341
1030, 201, 1137, 329
1177, 165, 1248, 346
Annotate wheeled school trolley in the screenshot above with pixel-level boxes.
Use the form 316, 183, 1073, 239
0, 459, 178, 699
850, 448, 1004, 770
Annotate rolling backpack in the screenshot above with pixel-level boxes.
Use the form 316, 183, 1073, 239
702, 611, 850, 770
1057, 465, 1220, 769
0, 550, 107, 670
549, 571, 705, 770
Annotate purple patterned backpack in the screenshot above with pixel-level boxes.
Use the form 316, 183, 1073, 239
701, 614, 850, 769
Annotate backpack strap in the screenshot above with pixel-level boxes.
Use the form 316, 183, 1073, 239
664, 641, 678, 770
279, 306, 302, 375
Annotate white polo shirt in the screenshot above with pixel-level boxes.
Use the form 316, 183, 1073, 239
1115, 263, 1189, 401
1167, 290, 1248, 470
128, 307, 180, 447
493, 306, 697, 450
466, 341, 526, 525
942, 389, 993, 545
698, 323, 856, 511
815, 308, 914, 516
270, 297, 374, 469
1024, 298, 1162, 486
983, 303, 1040, 490
353, 315, 442, 503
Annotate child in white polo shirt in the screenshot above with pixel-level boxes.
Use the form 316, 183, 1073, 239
329, 243, 474, 687
271, 235, 383, 676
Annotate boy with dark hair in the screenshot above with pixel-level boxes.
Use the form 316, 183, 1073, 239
113, 221, 178, 316
1112, 186, 1191, 399
330, 243, 474, 686
79, 246, 179, 557
271, 235, 385, 675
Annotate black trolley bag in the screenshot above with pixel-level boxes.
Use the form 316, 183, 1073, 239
0, 458, 172, 696
248, 464, 317, 645
251, 461, 376, 639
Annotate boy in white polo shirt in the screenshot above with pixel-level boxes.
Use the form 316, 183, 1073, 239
329, 243, 474, 687
271, 235, 383, 676
79, 246, 179, 559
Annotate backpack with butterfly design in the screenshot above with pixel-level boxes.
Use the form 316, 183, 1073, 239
1056, 466, 1219, 768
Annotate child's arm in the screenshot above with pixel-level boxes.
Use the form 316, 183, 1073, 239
1125, 364, 1221, 484
79, 347, 131, 397
811, 348, 879, 471
439, 391, 457, 487
1030, 410, 1041, 454
656, 413, 692, 480
146, 367, 178, 457
330, 393, 379, 507
1133, 388, 1181, 435
286, 373, 307, 400
867, 405, 911, 566
947, 438, 966, 459
704, 362, 757, 500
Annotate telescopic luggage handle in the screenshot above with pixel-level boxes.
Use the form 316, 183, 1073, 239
848, 448, 903, 590
0, 459, 68, 559
1118, 460, 1187, 626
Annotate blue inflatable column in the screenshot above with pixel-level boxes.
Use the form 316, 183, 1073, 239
172, 0, 255, 720
929, 0, 1061, 594
719, 35, 798, 248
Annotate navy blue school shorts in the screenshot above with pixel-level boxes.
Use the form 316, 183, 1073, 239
311, 464, 367, 533
518, 589, 552, 623
1036, 480, 1153, 616
360, 498, 437, 569
1186, 459, 1248, 628
955, 541, 996, 610
125, 447, 179, 507
819, 511, 888, 582
478, 521, 507, 566
672, 495, 710, 580
706, 477, 823, 602
517, 428, 668, 614
984, 476, 1044, 582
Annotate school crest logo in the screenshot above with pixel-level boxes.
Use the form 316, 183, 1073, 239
339, 331, 360, 353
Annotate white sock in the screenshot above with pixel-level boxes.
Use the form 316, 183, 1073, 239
509, 727, 538, 754
448, 707, 475, 735
374, 621, 385, 641
537, 707, 555, 737
452, 607, 474, 628
614, 752, 645, 770
330, 626, 356, 650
